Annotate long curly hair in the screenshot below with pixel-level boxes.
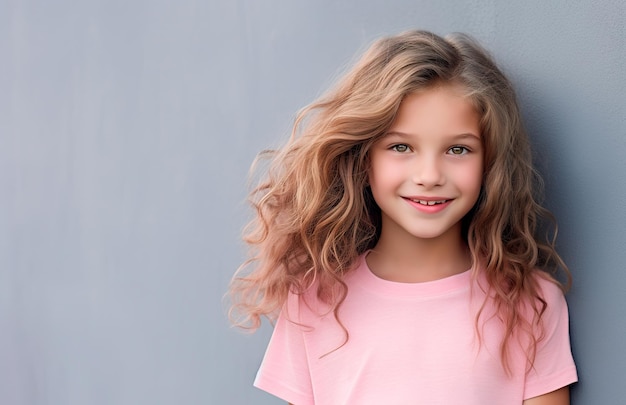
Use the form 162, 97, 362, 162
229, 30, 570, 373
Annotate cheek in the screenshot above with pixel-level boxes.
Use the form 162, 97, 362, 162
367, 167, 385, 196
368, 155, 392, 185
471, 167, 484, 196
367, 159, 399, 201
458, 161, 484, 194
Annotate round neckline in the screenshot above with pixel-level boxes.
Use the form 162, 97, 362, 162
352, 252, 472, 298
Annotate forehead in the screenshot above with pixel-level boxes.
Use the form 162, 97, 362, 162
388, 85, 481, 138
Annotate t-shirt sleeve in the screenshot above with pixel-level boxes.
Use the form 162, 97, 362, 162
254, 295, 314, 405
523, 279, 578, 399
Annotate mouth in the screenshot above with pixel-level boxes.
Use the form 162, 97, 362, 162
407, 198, 450, 206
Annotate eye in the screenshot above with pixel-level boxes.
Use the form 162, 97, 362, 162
391, 144, 410, 153
448, 146, 469, 155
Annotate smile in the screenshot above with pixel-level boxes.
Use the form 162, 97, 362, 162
409, 199, 449, 206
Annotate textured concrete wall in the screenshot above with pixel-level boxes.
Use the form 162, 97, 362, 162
1, 1, 624, 404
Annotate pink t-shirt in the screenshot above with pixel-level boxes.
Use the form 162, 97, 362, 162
255, 255, 577, 404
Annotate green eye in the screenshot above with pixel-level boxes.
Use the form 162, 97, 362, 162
391, 144, 409, 153
449, 146, 468, 155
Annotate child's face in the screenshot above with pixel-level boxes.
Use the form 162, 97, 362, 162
368, 84, 483, 243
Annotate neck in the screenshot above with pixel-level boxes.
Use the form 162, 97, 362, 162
367, 225, 471, 283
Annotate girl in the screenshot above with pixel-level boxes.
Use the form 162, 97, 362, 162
230, 30, 577, 404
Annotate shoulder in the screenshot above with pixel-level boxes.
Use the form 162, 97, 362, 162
530, 271, 568, 313
282, 281, 338, 329
284, 255, 367, 320
518, 271, 573, 371
473, 268, 567, 310
473, 269, 570, 340
523, 271, 578, 398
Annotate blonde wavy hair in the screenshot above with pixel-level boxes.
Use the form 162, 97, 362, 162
229, 30, 570, 373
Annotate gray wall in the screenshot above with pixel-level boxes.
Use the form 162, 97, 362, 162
1, 1, 624, 404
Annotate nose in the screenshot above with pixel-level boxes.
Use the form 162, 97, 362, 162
412, 156, 444, 188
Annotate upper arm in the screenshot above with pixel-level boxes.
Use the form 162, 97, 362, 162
254, 295, 314, 405
523, 386, 570, 405
523, 278, 577, 400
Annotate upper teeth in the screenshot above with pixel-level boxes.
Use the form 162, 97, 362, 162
414, 199, 447, 206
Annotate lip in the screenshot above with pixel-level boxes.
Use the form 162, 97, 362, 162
402, 196, 453, 213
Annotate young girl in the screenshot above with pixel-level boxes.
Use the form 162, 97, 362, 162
230, 30, 577, 404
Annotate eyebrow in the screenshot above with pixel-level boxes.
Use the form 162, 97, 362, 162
385, 131, 481, 140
